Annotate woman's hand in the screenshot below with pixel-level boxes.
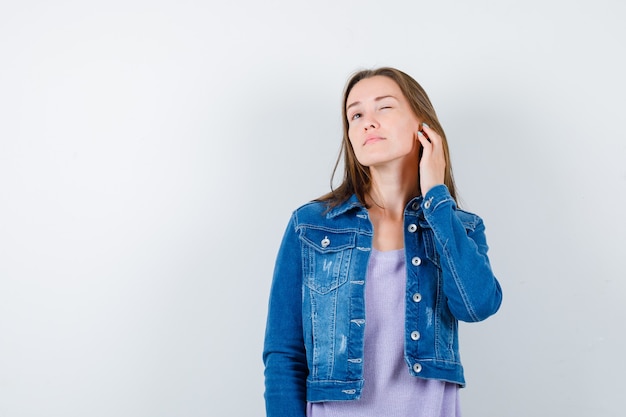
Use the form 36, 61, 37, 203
416, 122, 446, 196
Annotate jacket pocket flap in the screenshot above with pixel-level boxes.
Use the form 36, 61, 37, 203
299, 228, 356, 253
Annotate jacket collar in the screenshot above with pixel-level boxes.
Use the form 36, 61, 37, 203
325, 194, 365, 219
325, 194, 433, 219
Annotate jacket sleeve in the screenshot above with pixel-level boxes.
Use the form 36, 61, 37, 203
262, 214, 308, 417
422, 185, 503, 322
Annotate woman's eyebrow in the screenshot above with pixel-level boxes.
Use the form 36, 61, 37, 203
374, 95, 397, 102
346, 95, 398, 111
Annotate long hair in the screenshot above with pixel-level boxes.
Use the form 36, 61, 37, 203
318, 67, 458, 208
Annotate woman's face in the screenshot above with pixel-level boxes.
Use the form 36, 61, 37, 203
345, 76, 421, 168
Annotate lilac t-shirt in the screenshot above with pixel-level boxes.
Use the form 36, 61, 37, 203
307, 248, 461, 417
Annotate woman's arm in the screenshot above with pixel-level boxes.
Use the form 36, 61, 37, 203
263, 215, 308, 417
422, 184, 503, 322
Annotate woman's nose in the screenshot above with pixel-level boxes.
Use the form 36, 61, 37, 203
363, 114, 379, 130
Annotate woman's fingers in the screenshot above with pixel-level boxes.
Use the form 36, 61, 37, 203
417, 129, 430, 149
418, 122, 446, 195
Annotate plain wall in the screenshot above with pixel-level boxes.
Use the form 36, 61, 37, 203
1, 0, 625, 416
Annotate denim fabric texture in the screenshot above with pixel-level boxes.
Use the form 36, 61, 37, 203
263, 185, 503, 417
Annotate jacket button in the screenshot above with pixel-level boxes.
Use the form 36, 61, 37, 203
411, 256, 422, 266
413, 363, 422, 373
321, 236, 330, 248
407, 224, 417, 233
411, 202, 419, 210
412, 293, 422, 303
411, 331, 420, 341
424, 197, 433, 209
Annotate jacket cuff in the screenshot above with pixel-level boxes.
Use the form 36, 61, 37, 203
422, 184, 455, 212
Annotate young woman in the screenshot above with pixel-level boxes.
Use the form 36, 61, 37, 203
263, 67, 503, 417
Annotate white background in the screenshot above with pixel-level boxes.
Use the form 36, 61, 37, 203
1, 1, 625, 416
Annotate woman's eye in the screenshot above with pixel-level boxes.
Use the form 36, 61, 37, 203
351, 113, 361, 120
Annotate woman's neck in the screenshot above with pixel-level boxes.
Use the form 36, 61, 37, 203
366, 165, 419, 217
365, 163, 419, 251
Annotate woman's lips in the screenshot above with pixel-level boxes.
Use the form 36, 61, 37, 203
364, 136, 384, 146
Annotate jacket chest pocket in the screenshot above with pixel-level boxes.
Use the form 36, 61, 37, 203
299, 228, 356, 294
423, 229, 440, 266
417, 220, 440, 267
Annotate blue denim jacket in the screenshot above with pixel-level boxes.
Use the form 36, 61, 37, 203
263, 185, 502, 417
